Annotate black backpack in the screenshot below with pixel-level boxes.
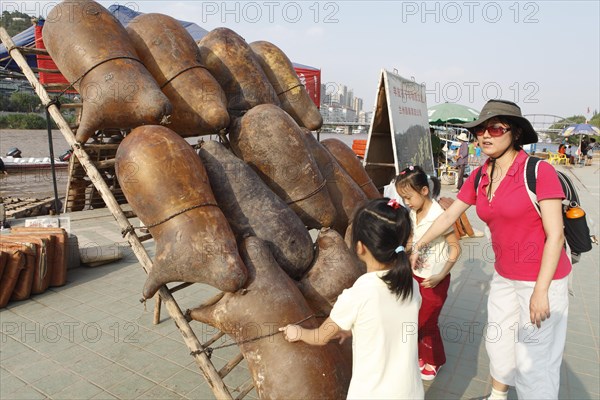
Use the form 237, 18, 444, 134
474, 156, 594, 263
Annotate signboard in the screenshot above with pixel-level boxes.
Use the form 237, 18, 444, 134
363, 69, 434, 189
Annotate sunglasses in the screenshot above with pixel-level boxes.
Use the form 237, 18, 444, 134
474, 125, 511, 137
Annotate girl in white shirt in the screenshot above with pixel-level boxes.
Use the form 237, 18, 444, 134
280, 198, 424, 400
395, 165, 461, 381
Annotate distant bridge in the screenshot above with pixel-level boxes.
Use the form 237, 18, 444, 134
524, 114, 580, 135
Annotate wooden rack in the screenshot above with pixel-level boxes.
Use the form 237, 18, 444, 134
1, 28, 254, 400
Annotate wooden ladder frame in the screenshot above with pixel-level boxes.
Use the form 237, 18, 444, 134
0, 27, 254, 400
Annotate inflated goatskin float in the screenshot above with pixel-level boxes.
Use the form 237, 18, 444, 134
126, 13, 229, 137
115, 125, 247, 299
0, 248, 25, 307
0, 235, 52, 295
302, 130, 367, 234
321, 138, 382, 199
229, 104, 336, 229
197, 28, 280, 117
0, 242, 35, 302
250, 41, 323, 131
0, 252, 7, 280
43, 0, 172, 143
297, 228, 365, 316
188, 237, 350, 399
198, 140, 313, 280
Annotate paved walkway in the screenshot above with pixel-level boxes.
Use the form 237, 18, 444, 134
1, 163, 599, 399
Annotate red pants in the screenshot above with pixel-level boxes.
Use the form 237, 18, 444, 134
414, 274, 451, 367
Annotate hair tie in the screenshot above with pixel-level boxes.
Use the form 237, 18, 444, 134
426, 174, 430, 179
409, 166, 414, 171
395, 245, 405, 253
387, 199, 401, 209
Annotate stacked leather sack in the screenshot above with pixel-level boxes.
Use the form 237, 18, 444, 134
0, 227, 68, 308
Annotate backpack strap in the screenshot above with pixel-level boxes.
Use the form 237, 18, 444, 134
523, 156, 541, 217
473, 165, 484, 196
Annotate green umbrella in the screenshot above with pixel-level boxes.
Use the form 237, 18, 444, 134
428, 103, 480, 125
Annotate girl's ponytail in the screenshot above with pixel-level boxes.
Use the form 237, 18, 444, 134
381, 206, 414, 301
351, 198, 414, 301
428, 174, 441, 200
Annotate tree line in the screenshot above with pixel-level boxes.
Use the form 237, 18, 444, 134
1, 10, 37, 37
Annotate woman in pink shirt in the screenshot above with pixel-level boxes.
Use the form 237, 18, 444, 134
411, 100, 570, 400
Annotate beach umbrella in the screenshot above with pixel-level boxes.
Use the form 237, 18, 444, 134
561, 123, 600, 138
428, 103, 480, 125
561, 123, 600, 161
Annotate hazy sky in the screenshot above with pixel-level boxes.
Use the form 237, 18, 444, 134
19, 1, 600, 120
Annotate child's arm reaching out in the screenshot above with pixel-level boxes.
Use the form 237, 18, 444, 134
279, 318, 348, 346
421, 231, 461, 289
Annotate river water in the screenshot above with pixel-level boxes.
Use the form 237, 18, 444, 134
0, 128, 559, 200
0, 129, 368, 200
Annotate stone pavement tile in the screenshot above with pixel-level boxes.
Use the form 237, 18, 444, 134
5, 356, 59, 384
53, 379, 105, 399
565, 330, 598, 349
44, 342, 90, 365
115, 347, 166, 372
153, 338, 198, 366
3, 384, 47, 399
68, 353, 115, 377
105, 373, 156, 399
567, 317, 596, 337
104, 301, 148, 322
573, 373, 600, 397
564, 354, 600, 378
457, 337, 480, 359
592, 323, 600, 339
454, 357, 490, 386
77, 328, 123, 353
564, 341, 600, 362
558, 384, 569, 399
91, 284, 136, 302
446, 306, 477, 323
83, 363, 135, 390
90, 390, 119, 399
161, 368, 204, 396
33, 291, 86, 310
30, 367, 81, 396
136, 384, 185, 399
452, 298, 484, 312
184, 382, 218, 400
447, 374, 489, 399
117, 293, 148, 308
0, 369, 28, 397
0, 332, 32, 360
223, 368, 252, 393
124, 324, 166, 348
136, 313, 180, 337
137, 358, 183, 383
61, 302, 113, 324
566, 367, 599, 399
96, 340, 143, 365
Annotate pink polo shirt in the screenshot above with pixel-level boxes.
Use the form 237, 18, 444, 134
458, 150, 571, 281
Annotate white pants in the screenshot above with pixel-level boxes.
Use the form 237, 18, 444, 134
486, 273, 569, 399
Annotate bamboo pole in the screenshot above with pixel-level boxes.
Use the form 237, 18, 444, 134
0, 27, 234, 400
